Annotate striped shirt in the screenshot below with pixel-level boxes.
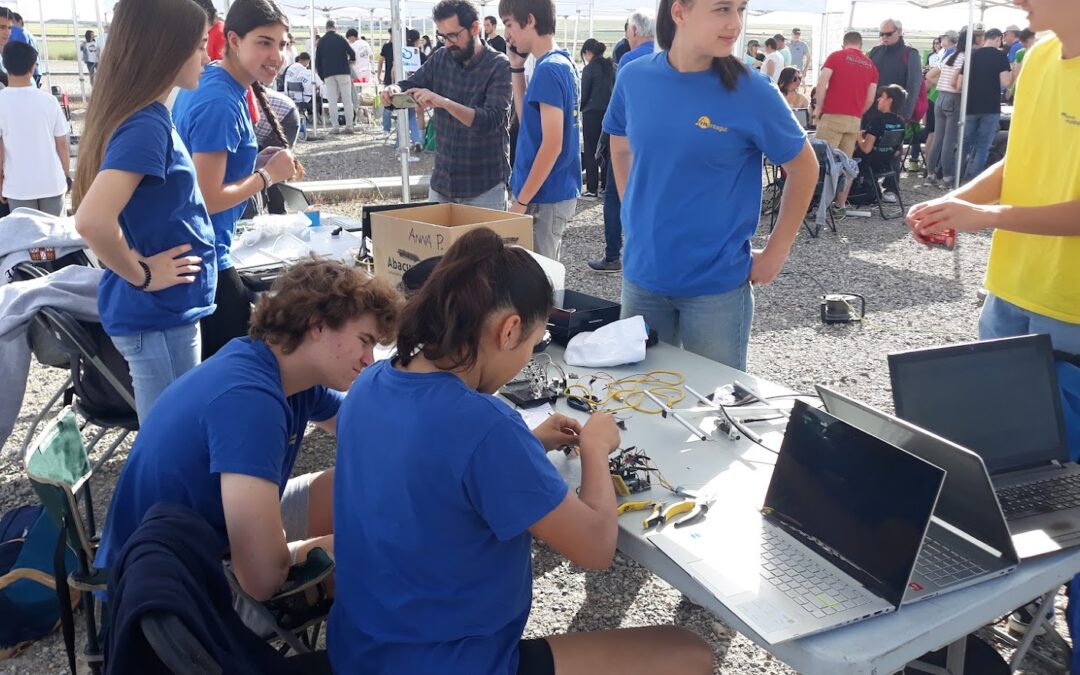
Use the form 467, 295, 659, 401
937, 52, 966, 94
398, 44, 512, 198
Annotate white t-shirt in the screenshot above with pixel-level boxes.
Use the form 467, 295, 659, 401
351, 39, 373, 82
764, 51, 785, 83
284, 62, 314, 102
0, 87, 70, 200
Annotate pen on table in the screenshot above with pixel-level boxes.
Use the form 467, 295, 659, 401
643, 390, 709, 442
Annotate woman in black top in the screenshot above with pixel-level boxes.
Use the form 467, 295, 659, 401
579, 39, 614, 198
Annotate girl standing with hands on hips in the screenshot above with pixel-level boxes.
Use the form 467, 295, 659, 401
173, 0, 297, 359
73, 0, 216, 421
604, 0, 817, 370
329, 228, 713, 674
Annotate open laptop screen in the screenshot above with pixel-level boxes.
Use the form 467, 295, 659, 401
765, 402, 944, 607
888, 334, 1066, 474
818, 386, 1016, 560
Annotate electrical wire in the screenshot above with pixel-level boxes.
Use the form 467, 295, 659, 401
565, 370, 686, 415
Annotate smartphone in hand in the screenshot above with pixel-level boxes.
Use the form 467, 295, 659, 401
390, 92, 418, 109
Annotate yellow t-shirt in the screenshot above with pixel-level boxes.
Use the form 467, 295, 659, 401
986, 36, 1080, 324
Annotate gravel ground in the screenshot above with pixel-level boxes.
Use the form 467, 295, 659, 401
1, 118, 1073, 674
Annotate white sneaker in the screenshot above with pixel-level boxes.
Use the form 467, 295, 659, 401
881, 191, 899, 204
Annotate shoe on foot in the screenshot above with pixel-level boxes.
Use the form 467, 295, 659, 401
881, 190, 899, 204
904, 160, 921, 172
412, 143, 423, 154
581, 190, 598, 200
587, 257, 621, 273
1008, 601, 1054, 636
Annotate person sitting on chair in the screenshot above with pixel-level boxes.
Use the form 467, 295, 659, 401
837, 84, 906, 207
284, 52, 315, 120
93, 259, 402, 602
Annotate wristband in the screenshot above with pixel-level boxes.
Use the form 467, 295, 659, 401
516, 199, 529, 208
510, 67, 525, 74
257, 167, 272, 189
131, 260, 151, 291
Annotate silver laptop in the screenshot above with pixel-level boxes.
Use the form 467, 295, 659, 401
817, 386, 1019, 601
651, 401, 944, 644
889, 334, 1080, 558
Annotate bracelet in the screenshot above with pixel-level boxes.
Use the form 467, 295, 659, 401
509, 67, 525, 74
256, 167, 272, 189
516, 199, 529, 208
131, 260, 151, 291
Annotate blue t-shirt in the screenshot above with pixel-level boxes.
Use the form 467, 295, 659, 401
97, 102, 217, 336
510, 50, 581, 204
172, 65, 258, 271
328, 360, 568, 675
1007, 41, 1022, 63
93, 338, 342, 571
619, 40, 655, 69
603, 53, 805, 297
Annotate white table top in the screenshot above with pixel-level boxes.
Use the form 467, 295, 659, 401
538, 342, 1080, 675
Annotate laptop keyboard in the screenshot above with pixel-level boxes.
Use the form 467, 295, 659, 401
998, 474, 1080, 518
759, 527, 874, 618
914, 535, 986, 586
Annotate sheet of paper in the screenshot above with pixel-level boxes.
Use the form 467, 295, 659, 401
517, 402, 553, 430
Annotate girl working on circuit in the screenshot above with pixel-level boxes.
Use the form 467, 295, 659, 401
328, 227, 713, 675
172, 0, 297, 359
72, 0, 216, 421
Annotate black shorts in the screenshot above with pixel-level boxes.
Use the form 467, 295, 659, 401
517, 638, 554, 675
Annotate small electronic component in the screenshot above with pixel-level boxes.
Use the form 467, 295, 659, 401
609, 447, 672, 497
500, 356, 566, 408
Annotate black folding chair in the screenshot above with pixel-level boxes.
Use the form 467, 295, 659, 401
865, 128, 907, 220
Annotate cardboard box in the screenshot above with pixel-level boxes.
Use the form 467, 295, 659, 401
370, 204, 533, 284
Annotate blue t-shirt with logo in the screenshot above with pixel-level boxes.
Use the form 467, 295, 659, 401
172, 65, 258, 271
511, 50, 581, 204
97, 102, 217, 337
93, 338, 342, 572
619, 40, 654, 69
328, 360, 568, 674
604, 53, 805, 297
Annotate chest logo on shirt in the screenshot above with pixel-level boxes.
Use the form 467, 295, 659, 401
695, 116, 728, 134
1064, 112, 1080, 128
289, 434, 298, 446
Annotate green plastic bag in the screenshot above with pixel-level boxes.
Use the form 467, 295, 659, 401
423, 122, 436, 152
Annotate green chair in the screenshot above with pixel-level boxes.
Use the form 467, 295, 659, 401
24, 407, 108, 675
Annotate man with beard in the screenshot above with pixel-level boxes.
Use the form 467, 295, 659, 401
381, 0, 513, 210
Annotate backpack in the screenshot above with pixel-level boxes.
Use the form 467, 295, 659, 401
901, 48, 931, 122
0, 505, 79, 659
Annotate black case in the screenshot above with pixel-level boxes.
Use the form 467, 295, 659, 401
547, 290, 621, 346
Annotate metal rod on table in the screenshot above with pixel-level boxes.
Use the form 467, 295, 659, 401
684, 385, 763, 445
643, 390, 708, 442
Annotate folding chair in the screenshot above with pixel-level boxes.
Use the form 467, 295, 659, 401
11, 262, 138, 484
24, 408, 108, 675
865, 128, 907, 220
224, 547, 336, 656
769, 141, 836, 238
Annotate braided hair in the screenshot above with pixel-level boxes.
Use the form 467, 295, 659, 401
251, 80, 290, 147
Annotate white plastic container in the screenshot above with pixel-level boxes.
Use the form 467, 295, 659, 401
525, 249, 566, 307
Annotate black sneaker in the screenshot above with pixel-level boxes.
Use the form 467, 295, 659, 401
587, 257, 621, 273
1007, 600, 1054, 635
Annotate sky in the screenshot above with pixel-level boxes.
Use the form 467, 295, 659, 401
24, 0, 1031, 34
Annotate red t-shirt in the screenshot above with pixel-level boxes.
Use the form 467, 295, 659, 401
207, 20, 225, 61
821, 47, 879, 118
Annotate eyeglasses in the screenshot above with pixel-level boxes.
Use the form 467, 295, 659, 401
879, 30, 896, 38
435, 26, 469, 43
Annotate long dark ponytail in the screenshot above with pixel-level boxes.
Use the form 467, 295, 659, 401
396, 228, 553, 371
656, 0, 746, 91
251, 82, 289, 147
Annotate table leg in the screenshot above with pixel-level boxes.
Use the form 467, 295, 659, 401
1009, 587, 1060, 673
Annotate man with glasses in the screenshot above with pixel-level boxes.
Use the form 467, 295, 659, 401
381, 0, 512, 210
867, 18, 922, 120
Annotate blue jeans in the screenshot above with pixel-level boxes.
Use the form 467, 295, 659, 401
382, 108, 422, 144
603, 161, 622, 261
927, 91, 961, 180
428, 183, 508, 211
961, 113, 1000, 182
621, 278, 754, 370
111, 323, 201, 423
979, 293, 1080, 355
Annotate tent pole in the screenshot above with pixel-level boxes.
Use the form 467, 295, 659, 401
954, 0, 976, 190
309, 0, 320, 139
589, 0, 594, 38
391, 0, 410, 202
847, 0, 856, 30
573, 10, 580, 61
37, 0, 51, 92
95, 0, 105, 54
71, 0, 86, 104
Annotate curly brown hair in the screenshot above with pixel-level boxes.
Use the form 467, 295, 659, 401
250, 257, 403, 354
